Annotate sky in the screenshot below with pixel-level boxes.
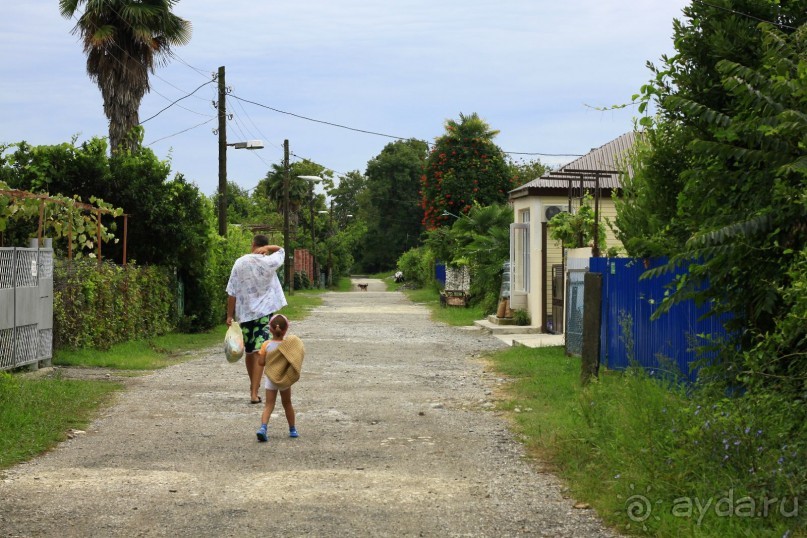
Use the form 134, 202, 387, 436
1, 1, 690, 198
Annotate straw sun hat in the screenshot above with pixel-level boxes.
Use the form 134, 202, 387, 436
264, 335, 305, 390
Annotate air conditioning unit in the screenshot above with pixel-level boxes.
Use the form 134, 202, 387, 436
543, 205, 566, 222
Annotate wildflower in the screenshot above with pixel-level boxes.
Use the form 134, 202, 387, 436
614, 474, 621, 479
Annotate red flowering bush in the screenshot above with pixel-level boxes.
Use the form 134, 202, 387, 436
420, 113, 515, 229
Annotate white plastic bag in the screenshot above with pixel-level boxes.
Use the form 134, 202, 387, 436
224, 322, 245, 363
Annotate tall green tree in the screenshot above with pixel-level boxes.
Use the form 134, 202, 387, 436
620, 1, 807, 377
327, 170, 366, 227
421, 113, 513, 229
358, 139, 428, 272
59, 0, 191, 152
620, 0, 806, 258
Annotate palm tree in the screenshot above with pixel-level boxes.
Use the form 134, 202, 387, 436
443, 112, 500, 141
59, 0, 191, 152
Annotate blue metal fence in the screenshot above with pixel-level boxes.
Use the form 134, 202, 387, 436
435, 262, 446, 286
590, 257, 730, 383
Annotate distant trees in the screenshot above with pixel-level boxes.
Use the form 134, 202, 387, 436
59, 0, 191, 152
357, 139, 428, 272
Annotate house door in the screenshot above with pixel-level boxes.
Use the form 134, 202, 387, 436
551, 264, 563, 334
509, 222, 529, 309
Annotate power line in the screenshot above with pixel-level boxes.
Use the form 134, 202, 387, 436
231, 94, 584, 158
140, 80, 214, 124
230, 94, 411, 141
691, 0, 798, 30
146, 117, 217, 146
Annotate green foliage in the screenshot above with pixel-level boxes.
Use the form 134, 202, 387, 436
204, 226, 253, 329
450, 203, 514, 314
0, 171, 123, 257
53, 259, 176, 351
421, 113, 514, 229
613, 125, 690, 258
548, 194, 607, 250
1, 138, 224, 331
512, 309, 531, 326
396, 245, 435, 287
507, 157, 548, 187
357, 139, 428, 272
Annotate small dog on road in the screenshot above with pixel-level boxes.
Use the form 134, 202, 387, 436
357, 283, 368, 291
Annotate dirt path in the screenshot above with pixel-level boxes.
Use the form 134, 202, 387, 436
0, 281, 618, 537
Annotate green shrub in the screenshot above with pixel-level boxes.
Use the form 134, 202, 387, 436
199, 227, 253, 331
397, 246, 435, 287
54, 259, 176, 350
512, 309, 531, 326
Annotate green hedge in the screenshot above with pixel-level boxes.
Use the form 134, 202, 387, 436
53, 260, 177, 350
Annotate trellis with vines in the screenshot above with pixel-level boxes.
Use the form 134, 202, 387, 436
0, 183, 125, 262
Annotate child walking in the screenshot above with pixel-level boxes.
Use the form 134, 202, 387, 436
255, 314, 298, 442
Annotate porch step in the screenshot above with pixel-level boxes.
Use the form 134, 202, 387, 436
474, 318, 541, 335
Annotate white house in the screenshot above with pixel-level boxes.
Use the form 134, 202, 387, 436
507, 131, 637, 333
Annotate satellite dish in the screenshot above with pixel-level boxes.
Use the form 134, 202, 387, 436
545, 205, 563, 220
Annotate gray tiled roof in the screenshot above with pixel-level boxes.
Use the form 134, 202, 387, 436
511, 131, 638, 195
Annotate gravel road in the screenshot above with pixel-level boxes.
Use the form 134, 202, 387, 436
0, 280, 619, 537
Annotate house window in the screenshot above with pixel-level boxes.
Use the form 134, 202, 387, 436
511, 219, 530, 295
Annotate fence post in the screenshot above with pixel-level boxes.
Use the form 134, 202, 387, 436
580, 271, 603, 385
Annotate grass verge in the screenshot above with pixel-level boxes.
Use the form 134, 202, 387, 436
0, 372, 121, 469
403, 286, 485, 327
485, 345, 802, 537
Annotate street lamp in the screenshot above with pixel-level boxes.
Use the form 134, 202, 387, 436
218, 139, 264, 236
297, 175, 323, 288
226, 140, 264, 150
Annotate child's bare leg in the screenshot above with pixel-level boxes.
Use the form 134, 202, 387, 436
261, 389, 279, 425
280, 387, 295, 427
256, 389, 278, 442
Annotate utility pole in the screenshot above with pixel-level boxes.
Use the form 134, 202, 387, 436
283, 139, 292, 295
217, 65, 227, 236
310, 185, 318, 287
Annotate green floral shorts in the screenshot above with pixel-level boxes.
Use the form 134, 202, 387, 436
240, 315, 271, 353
